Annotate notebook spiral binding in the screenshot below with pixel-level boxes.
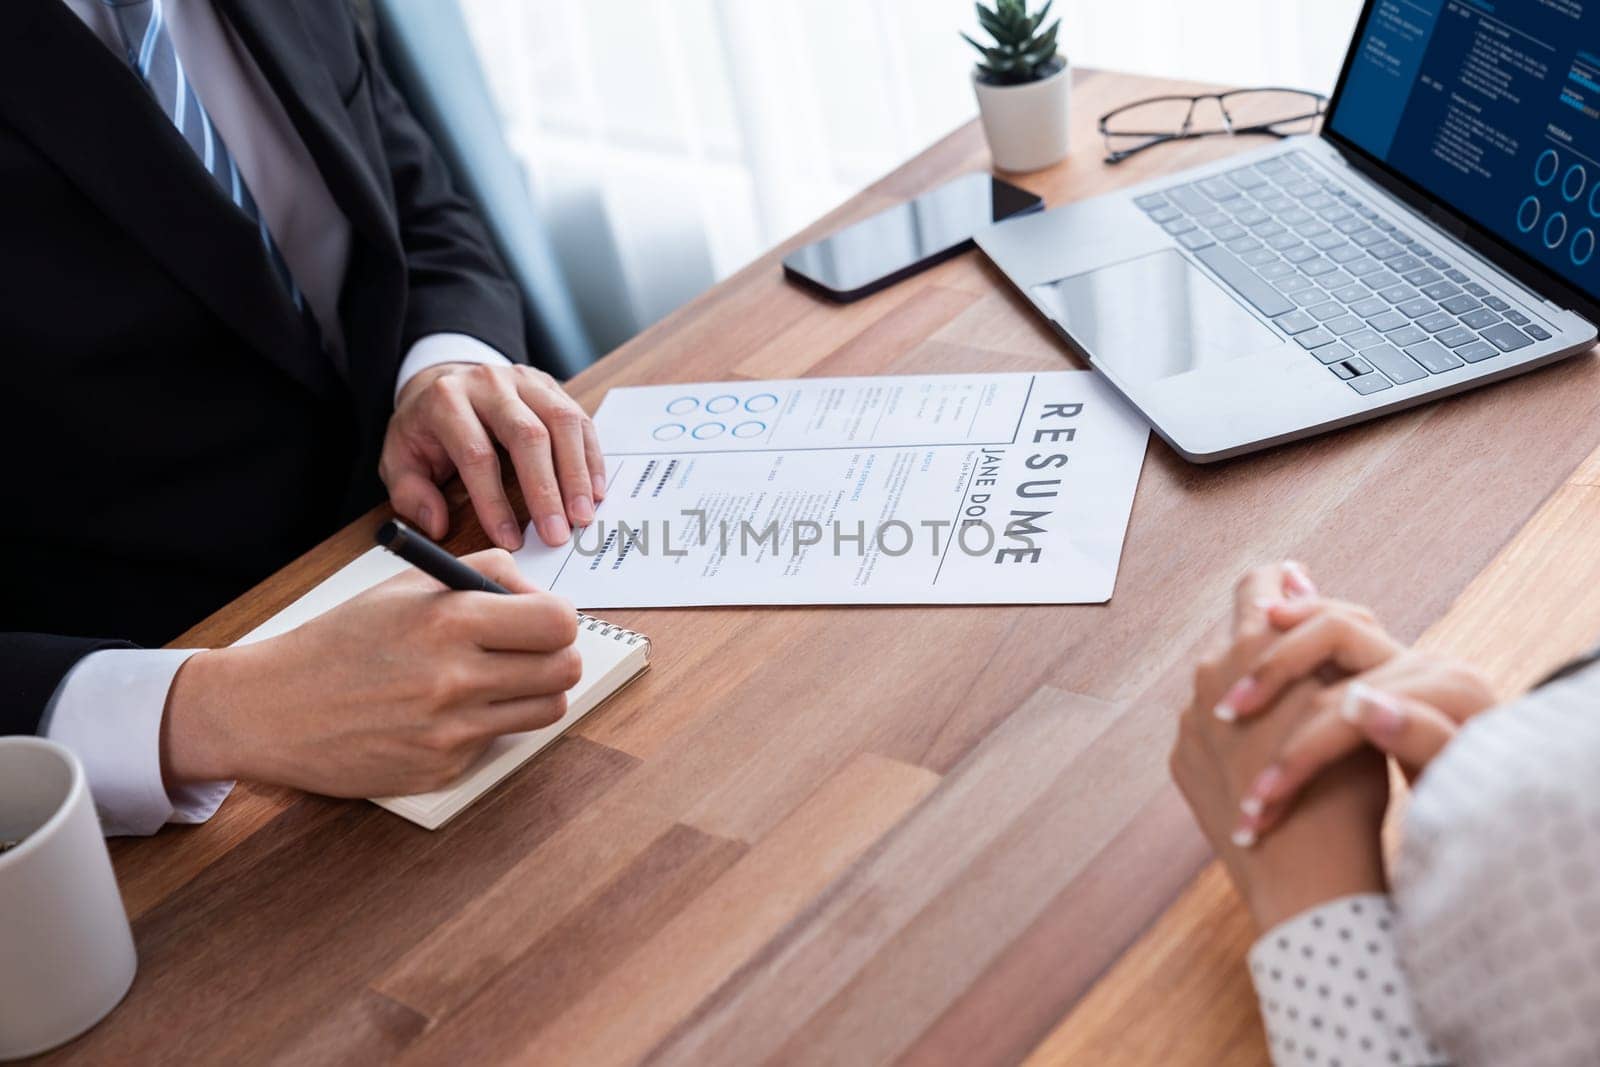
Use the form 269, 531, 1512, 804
577, 613, 649, 648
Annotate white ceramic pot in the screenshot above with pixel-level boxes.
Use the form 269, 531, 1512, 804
0, 738, 138, 1060
972, 57, 1071, 173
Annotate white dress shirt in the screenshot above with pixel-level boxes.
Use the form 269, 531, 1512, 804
1250, 660, 1600, 1066
51, 0, 510, 836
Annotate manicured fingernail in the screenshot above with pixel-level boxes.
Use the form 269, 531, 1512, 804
1283, 560, 1316, 599
1343, 682, 1405, 735
572, 495, 595, 525
1231, 826, 1257, 849
541, 514, 570, 545
1242, 764, 1283, 815
417, 504, 433, 533
1214, 676, 1257, 721
498, 521, 524, 549
592, 474, 607, 501
1339, 682, 1365, 724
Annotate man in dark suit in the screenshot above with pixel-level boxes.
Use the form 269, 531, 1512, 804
2, 0, 601, 833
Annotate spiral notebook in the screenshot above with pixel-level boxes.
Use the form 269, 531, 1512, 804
235, 546, 651, 830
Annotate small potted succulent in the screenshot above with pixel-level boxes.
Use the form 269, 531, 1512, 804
963, 0, 1069, 173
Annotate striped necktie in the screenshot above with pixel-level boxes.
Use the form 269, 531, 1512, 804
101, 0, 306, 312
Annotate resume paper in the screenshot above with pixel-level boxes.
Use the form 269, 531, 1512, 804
514, 371, 1150, 606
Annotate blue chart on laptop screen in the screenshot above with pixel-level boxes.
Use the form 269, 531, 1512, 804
1332, 0, 1600, 297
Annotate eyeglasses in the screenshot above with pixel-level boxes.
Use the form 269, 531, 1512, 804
1098, 88, 1327, 165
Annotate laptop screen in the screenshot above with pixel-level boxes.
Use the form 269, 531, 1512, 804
1330, 0, 1600, 299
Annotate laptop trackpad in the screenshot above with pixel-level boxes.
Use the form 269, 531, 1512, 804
1030, 250, 1279, 387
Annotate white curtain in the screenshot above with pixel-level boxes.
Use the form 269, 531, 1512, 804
458, 0, 1364, 351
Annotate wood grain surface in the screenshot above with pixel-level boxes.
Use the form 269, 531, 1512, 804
42, 69, 1600, 1065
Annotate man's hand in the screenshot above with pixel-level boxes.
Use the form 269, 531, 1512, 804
382, 363, 606, 550
159, 550, 583, 798
1170, 563, 1391, 932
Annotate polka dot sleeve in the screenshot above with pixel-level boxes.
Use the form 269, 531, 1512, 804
1248, 893, 1444, 1066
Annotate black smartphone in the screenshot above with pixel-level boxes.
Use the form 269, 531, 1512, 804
782, 173, 1044, 302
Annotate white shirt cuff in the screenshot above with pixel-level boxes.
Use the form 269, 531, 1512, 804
41, 649, 235, 837
394, 332, 513, 404
1248, 893, 1441, 1066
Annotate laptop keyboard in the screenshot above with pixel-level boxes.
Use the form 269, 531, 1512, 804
1133, 152, 1554, 395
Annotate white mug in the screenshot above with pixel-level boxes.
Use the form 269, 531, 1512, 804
0, 737, 138, 1060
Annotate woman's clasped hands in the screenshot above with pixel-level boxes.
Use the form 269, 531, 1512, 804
1170, 561, 1496, 930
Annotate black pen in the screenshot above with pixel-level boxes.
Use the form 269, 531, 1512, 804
375, 519, 512, 594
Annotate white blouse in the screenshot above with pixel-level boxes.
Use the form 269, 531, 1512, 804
1250, 660, 1600, 1066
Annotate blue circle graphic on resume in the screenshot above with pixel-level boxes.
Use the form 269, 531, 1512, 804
1565, 164, 1588, 203
732, 420, 766, 438
1544, 211, 1568, 250
691, 421, 726, 439
744, 393, 779, 413
1518, 196, 1542, 233
653, 422, 687, 441
705, 395, 739, 415
666, 396, 699, 415
1536, 148, 1560, 186
1573, 227, 1596, 267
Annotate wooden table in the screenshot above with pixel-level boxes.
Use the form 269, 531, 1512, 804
51, 69, 1600, 1065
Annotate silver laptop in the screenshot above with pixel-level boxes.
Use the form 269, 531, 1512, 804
976, 0, 1599, 462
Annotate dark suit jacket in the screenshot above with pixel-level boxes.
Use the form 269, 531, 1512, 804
1, 0, 525, 733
